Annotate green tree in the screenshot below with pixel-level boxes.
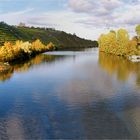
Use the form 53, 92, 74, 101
136, 24, 140, 37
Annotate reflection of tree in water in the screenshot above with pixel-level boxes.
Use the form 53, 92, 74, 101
98, 52, 140, 87
136, 71, 140, 86
0, 54, 65, 82
0, 67, 13, 82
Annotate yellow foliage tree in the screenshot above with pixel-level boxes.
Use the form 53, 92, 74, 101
31, 39, 45, 52
117, 29, 129, 55
0, 39, 55, 62
98, 27, 140, 56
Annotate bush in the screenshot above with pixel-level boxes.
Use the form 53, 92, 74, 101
98, 27, 140, 56
0, 39, 55, 62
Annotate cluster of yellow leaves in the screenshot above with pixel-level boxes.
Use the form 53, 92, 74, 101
0, 39, 55, 62
98, 28, 140, 56
32, 40, 55, 52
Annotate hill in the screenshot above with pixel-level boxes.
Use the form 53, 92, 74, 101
0, 22, 98, 49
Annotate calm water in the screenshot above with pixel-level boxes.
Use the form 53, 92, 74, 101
0, 48, 140, 139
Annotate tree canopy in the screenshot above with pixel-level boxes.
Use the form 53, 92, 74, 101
98, 25, 140, 56
136, 24, 140, 37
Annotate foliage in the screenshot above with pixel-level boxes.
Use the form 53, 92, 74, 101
0, 22, 98, 48
0, 39, 55, 62
98, 26, 140, 56
136, 24, 140, 37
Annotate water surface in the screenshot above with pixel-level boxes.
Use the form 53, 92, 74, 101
0, 48, 140, 139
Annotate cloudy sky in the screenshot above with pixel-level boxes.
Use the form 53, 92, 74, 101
0, 0, 140, 40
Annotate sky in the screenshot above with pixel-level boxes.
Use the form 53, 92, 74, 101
0, 0, 140, 40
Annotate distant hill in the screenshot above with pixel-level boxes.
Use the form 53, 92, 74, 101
0, 22, 98, 49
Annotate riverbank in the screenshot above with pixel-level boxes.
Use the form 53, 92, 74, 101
128, 55, 140, 62
0, 39, 55, 62
0, 62, 10, 72
98, 26, 140, 60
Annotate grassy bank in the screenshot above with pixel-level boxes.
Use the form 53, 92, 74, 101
0, 22, 98, 49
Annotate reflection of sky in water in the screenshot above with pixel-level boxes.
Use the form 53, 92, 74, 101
0, 49, 140, 139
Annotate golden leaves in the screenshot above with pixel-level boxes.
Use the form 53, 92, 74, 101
98, 28, 140, 56
0, 39, 55, 62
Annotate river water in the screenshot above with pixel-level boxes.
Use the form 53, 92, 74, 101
0, 48, 140, 139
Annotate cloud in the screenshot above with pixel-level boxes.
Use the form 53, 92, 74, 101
113, 4, 140, 25
68, 0, 94, 13
22, 10, 107, 40
0, 8, 34, 24
0, 0, 140, 40
68, 0, 123, 15
67, 0, 140, 37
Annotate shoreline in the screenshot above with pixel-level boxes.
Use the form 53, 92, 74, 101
99, 51, 140, 63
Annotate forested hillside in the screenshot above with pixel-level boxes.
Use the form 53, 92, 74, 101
0, 22, 98, 49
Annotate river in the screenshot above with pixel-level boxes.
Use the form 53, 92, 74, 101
0, 48, 140, 139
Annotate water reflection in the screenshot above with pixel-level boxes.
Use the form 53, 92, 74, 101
99, 52, 140, 87
0, 67, 13, 81
0, 49, 140, 139
0, 54, 65, 82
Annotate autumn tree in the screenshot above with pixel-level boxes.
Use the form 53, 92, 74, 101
31, 39, 45, 52
98, 31, 118, 54
98, 28, 140, 56
117, 29, 129, 55
0, 39, 55, 62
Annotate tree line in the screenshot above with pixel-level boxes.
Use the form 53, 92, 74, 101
0, 40, 55, 62
98, 25, 140, 56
